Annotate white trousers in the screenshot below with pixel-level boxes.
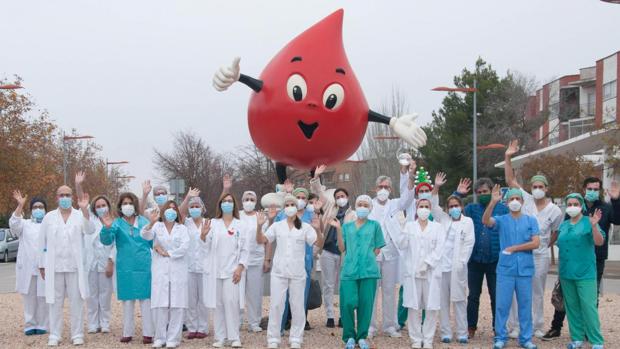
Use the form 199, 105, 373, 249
49, 272, 84, 341
370, 258, 399, 333
214, 278, 241, 342
267, 275, 306, 345
153, 307, 184, 346
187, 272, 209, 333
242, 265, 265, 328
507, 253, 549, 332
407, 277, 438, 345
319, 250, 341, 319
439, 272, 467, 339
87, 271, 112, 331
22, 275, 48, 332
122, 299, 154, 337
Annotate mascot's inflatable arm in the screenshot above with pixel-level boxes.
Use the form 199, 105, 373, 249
213, 57, 427, 149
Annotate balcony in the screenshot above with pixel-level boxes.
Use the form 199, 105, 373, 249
568, 117, 595, 139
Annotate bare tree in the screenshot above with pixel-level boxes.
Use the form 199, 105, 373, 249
228, 144, 278, 201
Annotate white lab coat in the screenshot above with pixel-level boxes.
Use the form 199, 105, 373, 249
399, 220, 445, 310
140, 221, 190, 308
431, 207, 475, 302
38, 208, 92, 303
201, 218, 250, 309
9, 213, 45, 296
84, 217, 115, 272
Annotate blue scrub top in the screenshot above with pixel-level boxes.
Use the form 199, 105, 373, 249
494, 214, 539, 277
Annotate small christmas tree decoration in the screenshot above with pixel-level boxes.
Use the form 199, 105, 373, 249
414, 167, 434, 195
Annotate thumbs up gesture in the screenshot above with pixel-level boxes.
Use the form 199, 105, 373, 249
213, 57, 241, 91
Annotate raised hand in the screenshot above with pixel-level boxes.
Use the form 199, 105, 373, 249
187, 187, 201, 198
313, 200, 324, 212
142, 180, 152, 196
408, 159, 417, 177
491, 184, 502, 203
328, 218, 341, 229
434, 172, 447, 187
505, 139, 519, 158
213, 57, 241, 92
314, 164, 327, 179
283, 179, 294, 193
78, 192, 90, 209
12, 190, 27, 207
607, 181, 619, 200
222, 174, 233, 191
457, 178, 472, 195
148, 208, 160, 224
200, 218, 211, 241
590, 208, 602, 226
257, 212, 267, 227
389, 114, 427, 149
75, 171, 86, 185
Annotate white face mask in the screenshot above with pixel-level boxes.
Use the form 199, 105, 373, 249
532, 188, 545, 200
417, 208, 431, 221
306, 204, 315, 213
336, 197, 348, 208
284, 206, 298, 217
566, 206, 582, 218
121, 204, 135, 217
242, 201, 256, 212
376, 188, 390, 202
296, 199, 307, 210
508, 200, 522, 212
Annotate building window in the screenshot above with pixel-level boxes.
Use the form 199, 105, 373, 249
344, 173, 350, 182
338, 174, 344, 182
603, 80, 617, 101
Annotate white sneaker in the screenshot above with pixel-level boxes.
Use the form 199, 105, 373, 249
386, 329, 402, 338
152, 340, 165, 348
411, 342, 422, 349
267, 343, 278, 349
48, 338, 59, 347
508, 329, 519, 339
101, 328, 110, 333
422, 342, 433, 349
165, 343, 178, 348
534, 330, 544, 338
231, 340, 242, 348
249, 325, 263, 333
73, 337, 84, 346
87, 328, 98, 334
290, 342, 301, 349
212, 341, 225, 348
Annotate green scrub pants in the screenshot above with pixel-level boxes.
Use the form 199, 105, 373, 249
560, 278, 604, 345
398, 285, 408, 328
340, 278, 377, 342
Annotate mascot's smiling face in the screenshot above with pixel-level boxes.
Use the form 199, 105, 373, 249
247, 9, 369, 170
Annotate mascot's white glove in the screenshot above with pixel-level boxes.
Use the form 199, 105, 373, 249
213, 57, 241, 91
389, 113, 427, 149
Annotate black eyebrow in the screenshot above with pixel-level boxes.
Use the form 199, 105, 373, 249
336, 67, 346, 75
291, 56, 302, 62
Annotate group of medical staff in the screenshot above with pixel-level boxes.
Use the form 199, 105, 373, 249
7, 140, 620, 349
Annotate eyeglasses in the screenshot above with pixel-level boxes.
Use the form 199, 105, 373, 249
377, 185, 391, 190
58, 193, 72, 198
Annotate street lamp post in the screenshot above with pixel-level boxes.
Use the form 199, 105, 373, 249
62, 132, 95, 184
432, 81, 479, 201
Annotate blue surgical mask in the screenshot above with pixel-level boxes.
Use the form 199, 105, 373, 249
31, 208, 45, 221
585, 190, 599, 202
306, 204, 315, 214
356, 207, 370, 219
418, 192, 432, 201
155, 194, 168, 206
189, 207, 202, 219
448, 207, 462, 220
164, 208, 177, 222
221, 202, 234, 214
95, 207, 109, 217
58, 197, 72, 209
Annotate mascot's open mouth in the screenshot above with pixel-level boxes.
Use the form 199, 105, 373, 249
298, 121, 319, 140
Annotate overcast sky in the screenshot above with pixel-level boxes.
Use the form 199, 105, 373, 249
2, 0, 619, 194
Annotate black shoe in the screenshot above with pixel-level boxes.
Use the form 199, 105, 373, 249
304, 321, 312, 330
284, 320, 291, 331
541, 328, 561, 341
338, 318, 342, 328
182, 324, 188, 332
326, 318, 335, 328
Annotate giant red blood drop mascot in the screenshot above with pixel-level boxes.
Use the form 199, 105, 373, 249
213, 9, 427, 182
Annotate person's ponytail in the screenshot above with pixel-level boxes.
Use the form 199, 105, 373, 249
294, 215, 302, 229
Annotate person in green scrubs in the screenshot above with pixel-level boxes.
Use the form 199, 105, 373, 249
331, 195, 385, 349
557, 193, 605, 349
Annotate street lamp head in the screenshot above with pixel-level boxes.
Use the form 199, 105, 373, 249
0, 84, 23, 90
106, 161, 129, 165
431, 86, 478, 93
63, 135, 94, 141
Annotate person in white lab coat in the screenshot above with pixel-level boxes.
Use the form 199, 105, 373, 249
10, 190, 48, 336
200, 193, 250, 348
399, 198, 445, 349
428, 175, 475, 345
38, 185, 93, 347
84, 195, 115, 334
368, 165, 416, 338
239, 190, 272, 332
182, 194, 210, 339
141, 201, 190, 348
256, 194, 319, 349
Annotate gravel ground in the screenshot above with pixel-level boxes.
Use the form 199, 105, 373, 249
1, 290, 618, 349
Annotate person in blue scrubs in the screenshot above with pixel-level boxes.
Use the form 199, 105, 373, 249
482, 186, 540, 349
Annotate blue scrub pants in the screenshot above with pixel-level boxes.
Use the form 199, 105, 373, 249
495, 273, 533, 345
281, 243, 313, 330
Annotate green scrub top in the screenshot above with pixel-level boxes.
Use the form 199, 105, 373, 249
340, 219, 386, 281
100, 216, 152, 300
557, 216, 605, 280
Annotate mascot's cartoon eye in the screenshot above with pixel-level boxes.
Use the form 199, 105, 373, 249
322, 83, 344, 110
287, 74, 307, 102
